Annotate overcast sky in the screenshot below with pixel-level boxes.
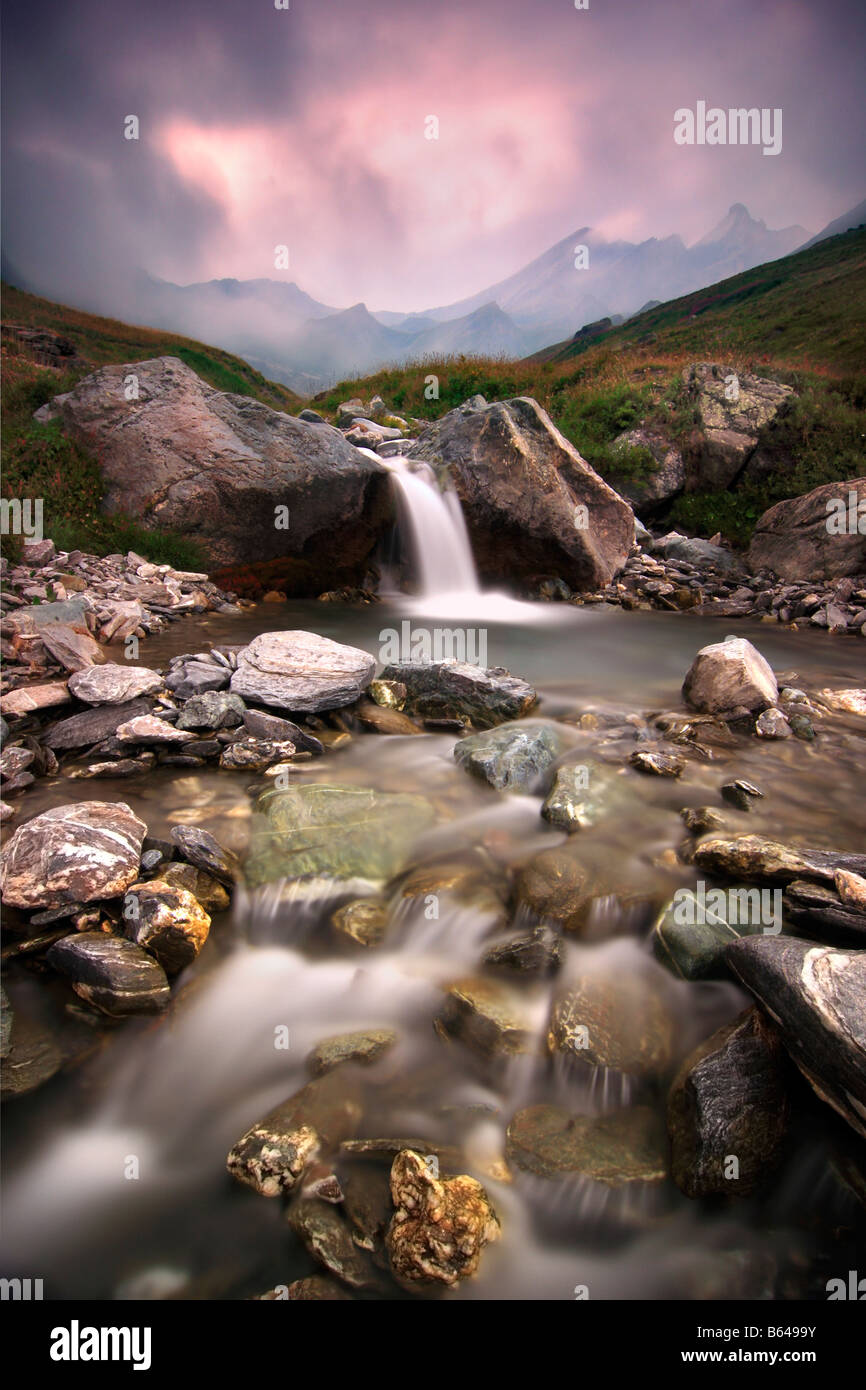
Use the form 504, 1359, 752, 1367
2, 0, 864, 315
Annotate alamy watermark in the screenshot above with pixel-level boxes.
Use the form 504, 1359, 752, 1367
671, 882, 782, 934
825, 489, 865, 535
379, 621, 487, 667
0, 497, 43, 543
674, 103, 782, 156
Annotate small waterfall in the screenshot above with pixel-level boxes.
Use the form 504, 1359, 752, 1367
372, 452, 480, 598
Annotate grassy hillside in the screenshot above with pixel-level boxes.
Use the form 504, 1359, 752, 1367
1, 283, 301, 567
313, 228, 866, 544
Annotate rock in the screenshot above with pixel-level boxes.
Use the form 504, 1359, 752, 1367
836, 870, 866, 909
783, 880, 866, 945
453, 723, 566, 792
506, 1104, 668, 1185
38, 622, 106, 673
694, 835, 866, 886
68, 755, 155, 779
407, 396, 633, 590
721, 779, 764, 812
0, 801, 146, 909
276, 1276, 353, 1300
651, 888, 766, 980
680, 806, 727, 835
438, 978, 535, 1059
541, 763, 608, 831
67, 664, 163, 705
159, 862, 230, 914
816, 688, 866, 718
122, 880, 211, 974
115, 714, 189, 744
749, 479, 866, 581
655, 533, 744, 574
22, 537, 57, 566
356, 700, 422, 735
164, 661, 229, 700
547, 973, 676, 1078
0, 1012, 64, 1099
379, 660, 537, 728
176, 691, 246, 731
682, 363, 795, 490
219, 736, 297, 771
667, 1008, 790, 1197
1, 746, 35, 783
288, 1200, 378, 1289
43, 699, 154, 750
336, 398, 369, 427
242, 708, 324, 756
484, 927, 564, 979
247, 784, 434, 884
36, 357, 387, 573
516, 845, 593, 932
726, 935, 866, 1139
307, 1029, 397, 1076
46, 932, 170, 1015
386, 1149, 500, 1288
368, 679, 406, 709
330, 898, 388, 947
298, 408, 326, 425
227, 1072, 361, 1197
230, 630, 376, 712
0, 681, 72, 716
169, 825, 240, 886
628, 750, 684, 777
683, 636, 778, 713
608, 427, 685, 513
755, 707, 791, 739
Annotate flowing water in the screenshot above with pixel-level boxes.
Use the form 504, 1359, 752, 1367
3, 468, 865, 1301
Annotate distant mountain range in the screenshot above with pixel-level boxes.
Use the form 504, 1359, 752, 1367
10, 198, 865, 395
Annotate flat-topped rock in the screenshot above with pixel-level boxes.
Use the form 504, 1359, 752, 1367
68, 663, 163, 705
380, 660, 536, 728
231, 630, 376, 712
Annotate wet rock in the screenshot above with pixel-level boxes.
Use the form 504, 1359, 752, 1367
159, 862, 230, 913
0, 985, 12, 1058
230, 630, 376, 712
0, 801, 146, 909
379, 660, 537, 728
39, 621, 106, 672
368, 679, 406, 709
454, 723, 566, 792
342, 1164, 392, 1255
242, 708, 324, 756
836, 870, 866, 909
67, 663, 163, 705
651, 888, 766, 980
123, 880, 211, 974
386, 1148, 500, 1289
540, 763, 611, 831
756, 707, 791, 739
547, 973, 676, 1078
44, 697, 153, 750
683, 636, 778, 714
694, 834, 866, 886
1, 681, 72, 717
516, 845, 593, 932
726, 935, 866, 1139
356, 699, 422, 735
783, 879, 866, 944
484, 927, 564, 978
788, 713, 815, 741
330, 897, 389, 947
219, 736, 297, 771
307, 1028, 397, 1077
247, 784, 434, 884
680, 806, 727, 835
629, 750, 684, 777
506, 1104, 668, 1185
46, 932, 170, 1015
816, 688, 866, 718
1, 746, 35, 783
227, 1072, 362, 1196
169, 825, 240, 887
0, 1012, 64, 1099
667, 1008, 790, 1197
438, 977, 535, 1059
721, 779, 764, 812
68, 754, 155, 779
176, 691, 246, 731
288, 1200, 379, 1289
115, 714, 189, 744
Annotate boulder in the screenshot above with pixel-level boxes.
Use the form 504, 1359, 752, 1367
67, 664, 163, 705
36, 357, 389, 573
0, 801, 146, 909
407, 396, 633, 589
123, 880, 211, 974
115, 714, 189, 744
683, 636, 777, 713
39, 622, 106, 673
242, 708, 324, 756
608, 427, 685, 513
46, 932, 170, 1015
438, 978, 535, 1059
307, 1029, 397, 1077
726, 935, 866, 1139
169, 826, 240, 886
386, 1149, 499, 1289
176, 691, 246, 731
506, 1104, 668, 1185
667, 1008, 790, 1197
748, 479, 866, 581
453, 723, 566, 792
693, 835, 866, 886
547, 972, 676, 1078
682, 363, 795, 490
159, 862, 230, 914
231, 630, 376, 712
379, 660, 536, 728
44, 698, 153, 750
227, 1072, 361, 1196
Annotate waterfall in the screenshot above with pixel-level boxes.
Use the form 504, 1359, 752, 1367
368, 451, 480, 598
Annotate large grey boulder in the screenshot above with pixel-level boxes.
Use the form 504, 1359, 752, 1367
35, 357, 388, 571
231, 630, 376, 712
682, 363, 795, 490
682, 636, 777, 713
407, 396, 633, 590
748, 478, 866, 581
608, 427, 685, 514
68, 664, 163, 705
379, 660, 536, 728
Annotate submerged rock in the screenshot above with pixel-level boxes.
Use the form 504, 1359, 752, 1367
726, 935, 866, 1139
231, 630, 376, 712
484, 927, 564, 978
667, 1008, 790, 1197
247, 784, 434, 884
379, 660, 537, 728
541, 763, 611, 831
46, 932, 170, 1016
683, 636, 778, 714
330, 897, 389, 947
651, 887, 767, 980
628, 750, 684, 777
506, 1104, 668, 1185
0, 801, 146, 909
123, 880, 211, 974
386, 1148, 500, 1289
453, 723, 566, 792
516, 845, 593, 933
438, 977, 536, 1059
547, 972, 676, 1079
307, 1029, 397, 1077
